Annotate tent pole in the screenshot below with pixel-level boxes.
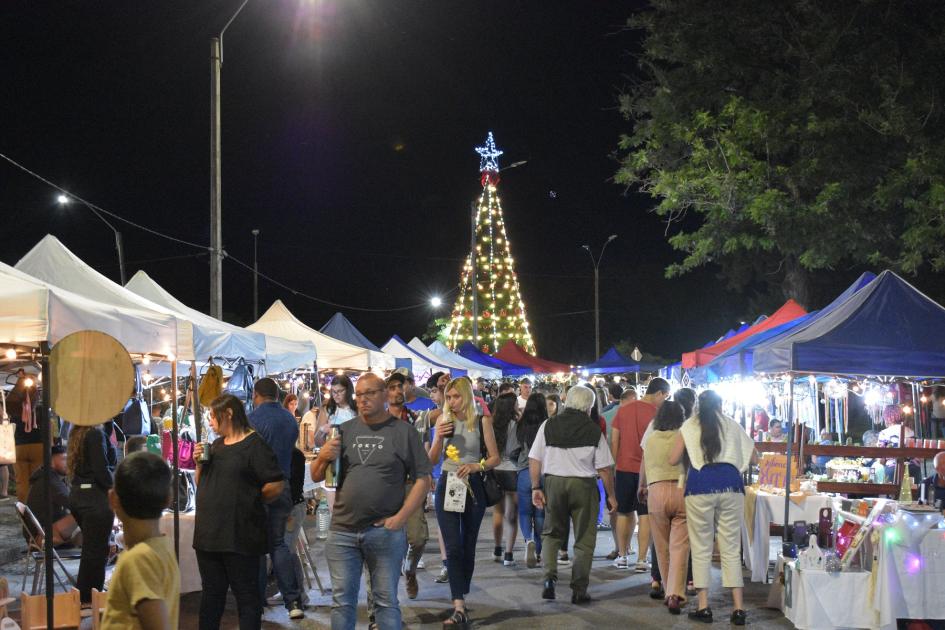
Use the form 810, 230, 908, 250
782, 375, 795, 546
171, 360, 180, 560
40, 341, 54, 629
191, 362, 202, 442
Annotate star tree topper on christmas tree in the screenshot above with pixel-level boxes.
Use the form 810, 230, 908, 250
447, 132, 536, 355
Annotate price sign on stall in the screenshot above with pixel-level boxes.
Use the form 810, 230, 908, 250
758, 454, 799, 488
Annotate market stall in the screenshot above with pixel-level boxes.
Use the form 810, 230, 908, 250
493, 340, 571, 374
380, 335, 460, 382
579, 346, 661, 375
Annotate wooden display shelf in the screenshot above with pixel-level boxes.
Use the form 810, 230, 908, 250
755, 442, 941, 459
814, 481, 907, 496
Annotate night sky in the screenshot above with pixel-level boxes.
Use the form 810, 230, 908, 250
1, 2, 865, 364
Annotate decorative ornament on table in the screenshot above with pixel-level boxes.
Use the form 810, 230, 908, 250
823, 549, 842, 574
798, 534, 825, 570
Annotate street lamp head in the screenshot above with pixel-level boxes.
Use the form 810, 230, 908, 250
430, 296, 443, 308
581, 244, 591, 251
251, 229, 260, 236
56, 194, 69, 205
607, 234, 618, 242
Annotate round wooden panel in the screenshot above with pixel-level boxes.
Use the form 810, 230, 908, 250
50, 331, 135, 426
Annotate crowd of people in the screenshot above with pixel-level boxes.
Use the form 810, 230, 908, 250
29, 365, 945, 629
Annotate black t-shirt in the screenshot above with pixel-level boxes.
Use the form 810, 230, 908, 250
330, 416, 432, 533
193, 432, 284, 555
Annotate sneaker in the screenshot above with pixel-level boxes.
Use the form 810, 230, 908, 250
612, 555, 630, 569
605, 549, 619, 561
526, 540, 537, 568
288, 602, 304, 620
417, 558, 426, 570
434, 566, 449, 583
503, 552, 516, 567
557, 553, 572, 567
266, 592, 284, 606
493, 546, 503, 562
731, 609, 747, 626
634, 561, 650, 573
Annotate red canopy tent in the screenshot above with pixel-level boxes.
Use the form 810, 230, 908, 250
681, 299, 808, 369
494, 341, 571, 374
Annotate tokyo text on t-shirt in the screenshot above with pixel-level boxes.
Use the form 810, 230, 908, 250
330, 416, 433, 532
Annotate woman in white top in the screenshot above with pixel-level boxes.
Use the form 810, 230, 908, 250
312, 375, 357, 447
669, 390, 757, 626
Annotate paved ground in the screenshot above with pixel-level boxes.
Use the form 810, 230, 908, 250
0, 502, 793, 629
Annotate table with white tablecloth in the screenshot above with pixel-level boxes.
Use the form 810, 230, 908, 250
742, 488, 836, 582
782, 562, 874, 630
871, 519, 945, 629
159, 511, 200, 593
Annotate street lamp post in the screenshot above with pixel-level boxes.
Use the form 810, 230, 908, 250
57, 195, 126, 284
209, 0, 252, 319
251, 229, 260, 321
582, 234, 618, 360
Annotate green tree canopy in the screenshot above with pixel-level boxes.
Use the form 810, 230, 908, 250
617, 0, 945, 306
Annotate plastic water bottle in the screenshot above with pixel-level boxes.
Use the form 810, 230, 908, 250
315, 499, 330, 540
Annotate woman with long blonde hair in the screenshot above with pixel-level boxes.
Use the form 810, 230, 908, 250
429, 377, 500, 628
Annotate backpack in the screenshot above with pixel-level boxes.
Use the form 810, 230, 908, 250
118, 364, 151, 436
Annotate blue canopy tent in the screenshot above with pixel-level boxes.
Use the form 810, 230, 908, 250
581, 346, 662, 375
753, 270, 945, 377
320, 312, 382, 352
456, 342, 530, 376
705, 272, 877, 380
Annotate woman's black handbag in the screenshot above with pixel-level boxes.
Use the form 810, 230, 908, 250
478, 416, 502, 507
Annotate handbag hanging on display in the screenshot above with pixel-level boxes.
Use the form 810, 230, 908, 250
477, 415, 502, 507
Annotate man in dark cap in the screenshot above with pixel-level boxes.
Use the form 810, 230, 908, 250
28, 444, 81, 546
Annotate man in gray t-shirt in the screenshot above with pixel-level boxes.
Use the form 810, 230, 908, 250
311, 373, 431, 630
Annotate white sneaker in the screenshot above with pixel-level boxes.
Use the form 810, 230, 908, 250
266, 592, 284, 606
634, 561, 650, 573
417, 558, 426, 569
613, 555, 630, 569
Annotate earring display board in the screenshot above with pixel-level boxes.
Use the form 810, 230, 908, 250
50, 331, 134, 426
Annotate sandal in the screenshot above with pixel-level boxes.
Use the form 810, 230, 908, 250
443, 608, 469, 628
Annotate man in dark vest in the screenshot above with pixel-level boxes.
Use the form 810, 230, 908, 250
529, 385, 616, 604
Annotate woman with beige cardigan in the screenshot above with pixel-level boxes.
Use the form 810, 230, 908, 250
668, 390, 757, 626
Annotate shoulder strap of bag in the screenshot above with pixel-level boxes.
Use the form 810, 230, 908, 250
477, 414, 487, 460
0, 388, 6, 422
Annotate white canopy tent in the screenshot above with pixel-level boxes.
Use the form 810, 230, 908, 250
248, 300, 395, 371
126, 271, 314, 374
0, 261, 176, 354
426, 340, 502, 380
16, 235, 187, 357
406, 337, 492, 380
381, 336, 454, 382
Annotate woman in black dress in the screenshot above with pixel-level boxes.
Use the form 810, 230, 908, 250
193, 394, 284, 630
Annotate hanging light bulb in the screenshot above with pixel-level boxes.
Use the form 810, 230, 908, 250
4, 349, 15, 360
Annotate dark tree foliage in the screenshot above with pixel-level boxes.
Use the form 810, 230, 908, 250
617, 0, 945, 306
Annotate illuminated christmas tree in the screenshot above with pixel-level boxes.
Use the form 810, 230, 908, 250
447, 132, 536, 355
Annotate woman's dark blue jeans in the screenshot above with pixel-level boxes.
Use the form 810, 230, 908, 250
435, 472, 487, 601
516, 468, 544, 557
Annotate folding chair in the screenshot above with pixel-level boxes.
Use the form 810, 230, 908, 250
14, 503, 80, 595
90, 588, 107, 630
296, 527, 326, 595
19, 588, 80, 630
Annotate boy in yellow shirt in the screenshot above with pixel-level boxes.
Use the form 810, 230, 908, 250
102, 452, 180, 630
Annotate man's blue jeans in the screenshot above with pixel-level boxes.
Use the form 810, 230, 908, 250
259, 487, 301, 609
325, 525, 407, 630
516, 468, 544, 557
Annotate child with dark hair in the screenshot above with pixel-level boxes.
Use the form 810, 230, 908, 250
102, 452, 180, 630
